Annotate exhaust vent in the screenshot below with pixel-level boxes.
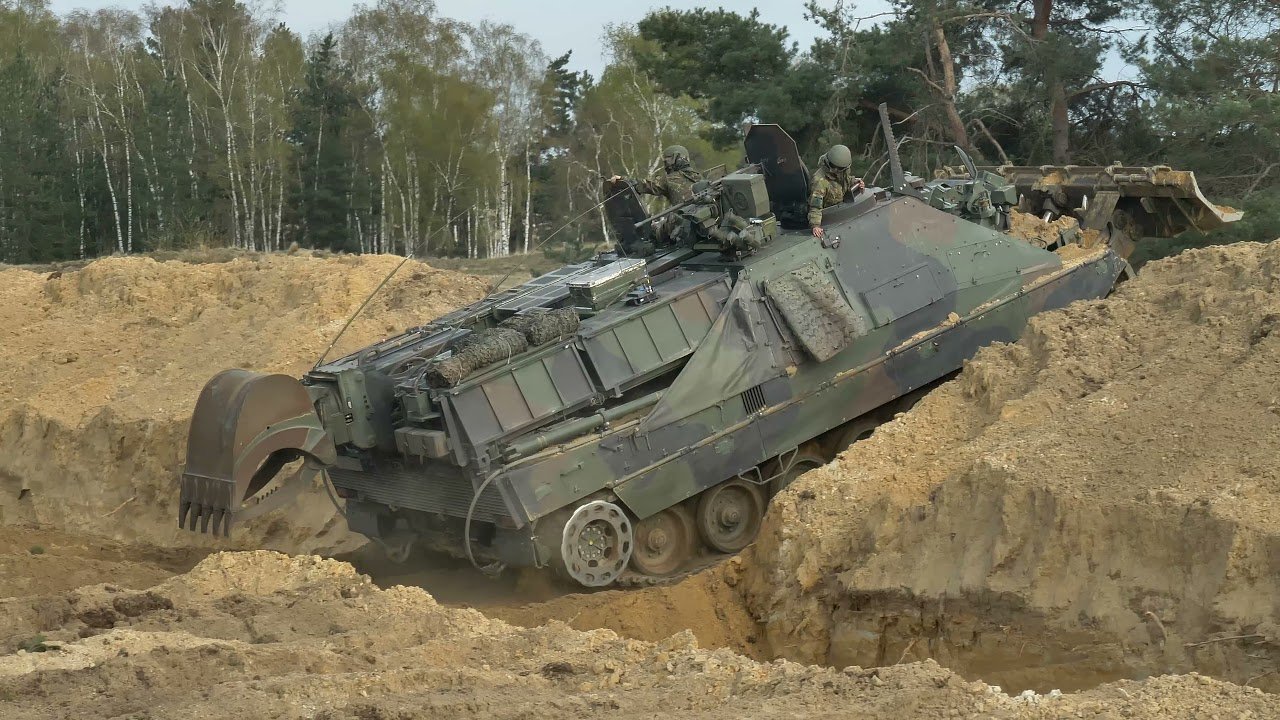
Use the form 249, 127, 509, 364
741, 384, 766, 415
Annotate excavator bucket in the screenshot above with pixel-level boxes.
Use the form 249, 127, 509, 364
179, 369, 336, 536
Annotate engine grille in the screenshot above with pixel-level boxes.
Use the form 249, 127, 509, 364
741, 384, 767, 414
329, 462, 510, 524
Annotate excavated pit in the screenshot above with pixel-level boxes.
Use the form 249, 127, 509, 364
743, 240, 1280, 692
9, 550, 1277, 719
3, 243, 1280, 715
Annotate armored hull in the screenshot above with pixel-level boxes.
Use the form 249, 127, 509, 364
178, 122, 1237, 587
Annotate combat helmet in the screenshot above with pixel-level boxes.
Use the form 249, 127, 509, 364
824, 144, 852, 169
663, 145, 690, 170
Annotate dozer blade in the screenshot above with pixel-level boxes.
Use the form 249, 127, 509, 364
994, 164, 1242, 235
179, 369, 337, 536
940, 163, 1243, 248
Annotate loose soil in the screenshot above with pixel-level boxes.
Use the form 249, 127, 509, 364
738, 240, 1280, 692
488, 559, 766, 659
4, 244, 1280, 716
0, 254, 488, 558
2, 551, 1275, 719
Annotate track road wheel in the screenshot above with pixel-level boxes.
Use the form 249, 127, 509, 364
380, 531, 416, 565
630, 503, 696, 577
560, 500, 633, 588
696, 479, 765, 553
767, 448, 826, 498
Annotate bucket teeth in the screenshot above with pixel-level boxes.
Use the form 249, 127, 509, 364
212, 508, 229, 537
178, 474, 235, 536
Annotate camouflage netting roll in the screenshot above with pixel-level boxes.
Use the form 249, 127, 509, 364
426, 327, 529, 387
500, 307, 581, 346
764, 262, 868, 362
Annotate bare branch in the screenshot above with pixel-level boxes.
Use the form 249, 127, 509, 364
859, 100, 914, 122
1245, 163, 1278, 199
906, 66, 946, 96
898, 104, 936, 125
848, 11, 897, 22
941, 12, 1035, 44
970, 117, 1010, 164
1068, 80, 1147, 99
1185, 634, 1265, 648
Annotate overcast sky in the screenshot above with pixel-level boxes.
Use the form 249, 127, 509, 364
42, 0, 1131, 80
45, 0, 893, 75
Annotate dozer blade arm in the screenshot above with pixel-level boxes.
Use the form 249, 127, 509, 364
179, 369, 336, 536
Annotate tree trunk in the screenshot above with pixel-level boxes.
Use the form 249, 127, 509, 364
523, 144, 532, 253
177, 61, 200, 202
1031, 0, 1070, 163
130, 67, 164, 245
931, 22, 970, 151
379, 160, 388, 253
72, 122, 86, 258
495, 140, 510, 258
90, 103, 124, 254
1050, 82, 1070, 164
972, 118, 1011, 164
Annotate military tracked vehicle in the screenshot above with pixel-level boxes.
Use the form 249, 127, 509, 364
178, 108, 1239, 587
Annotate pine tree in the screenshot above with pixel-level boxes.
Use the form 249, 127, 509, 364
290, 33, 358, 252
0, 50, 73, 263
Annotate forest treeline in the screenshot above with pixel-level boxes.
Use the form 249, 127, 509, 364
0, 0, 1275, 264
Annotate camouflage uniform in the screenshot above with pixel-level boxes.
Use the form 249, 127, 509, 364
807, 166, 860, 228
635, 167, 703, 206
635, 166, 703, 248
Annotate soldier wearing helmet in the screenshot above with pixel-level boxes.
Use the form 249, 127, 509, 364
808, 144, 865, 238
611, 144, 703, 206
609, 145, 704, 249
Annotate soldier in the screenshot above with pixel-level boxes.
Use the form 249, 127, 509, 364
609, 145, 704, 251
808, 144, 865, 238
611, 145, 703, 206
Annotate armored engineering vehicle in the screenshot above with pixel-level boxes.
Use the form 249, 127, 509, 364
178, 110, 1240, 587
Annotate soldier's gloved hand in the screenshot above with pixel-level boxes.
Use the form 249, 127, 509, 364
608, 175, 623, 183
852, 179, 866, 194
812, 226, 825, 239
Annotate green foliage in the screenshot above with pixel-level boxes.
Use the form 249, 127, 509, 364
543, 232, 596, 264
543, 51, 587, 138
0, 0, 1273, 264
633, 8, 799, 148
290, 33, 359, 253
19, 635, 49, 652
0, 49, 74, 263
28, 545, 45, 555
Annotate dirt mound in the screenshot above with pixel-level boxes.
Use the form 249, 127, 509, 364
1, 550, 1273, 719
1007, 209, 1102, 248
742, 241, 1280, 691
0, 255, 487, 555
